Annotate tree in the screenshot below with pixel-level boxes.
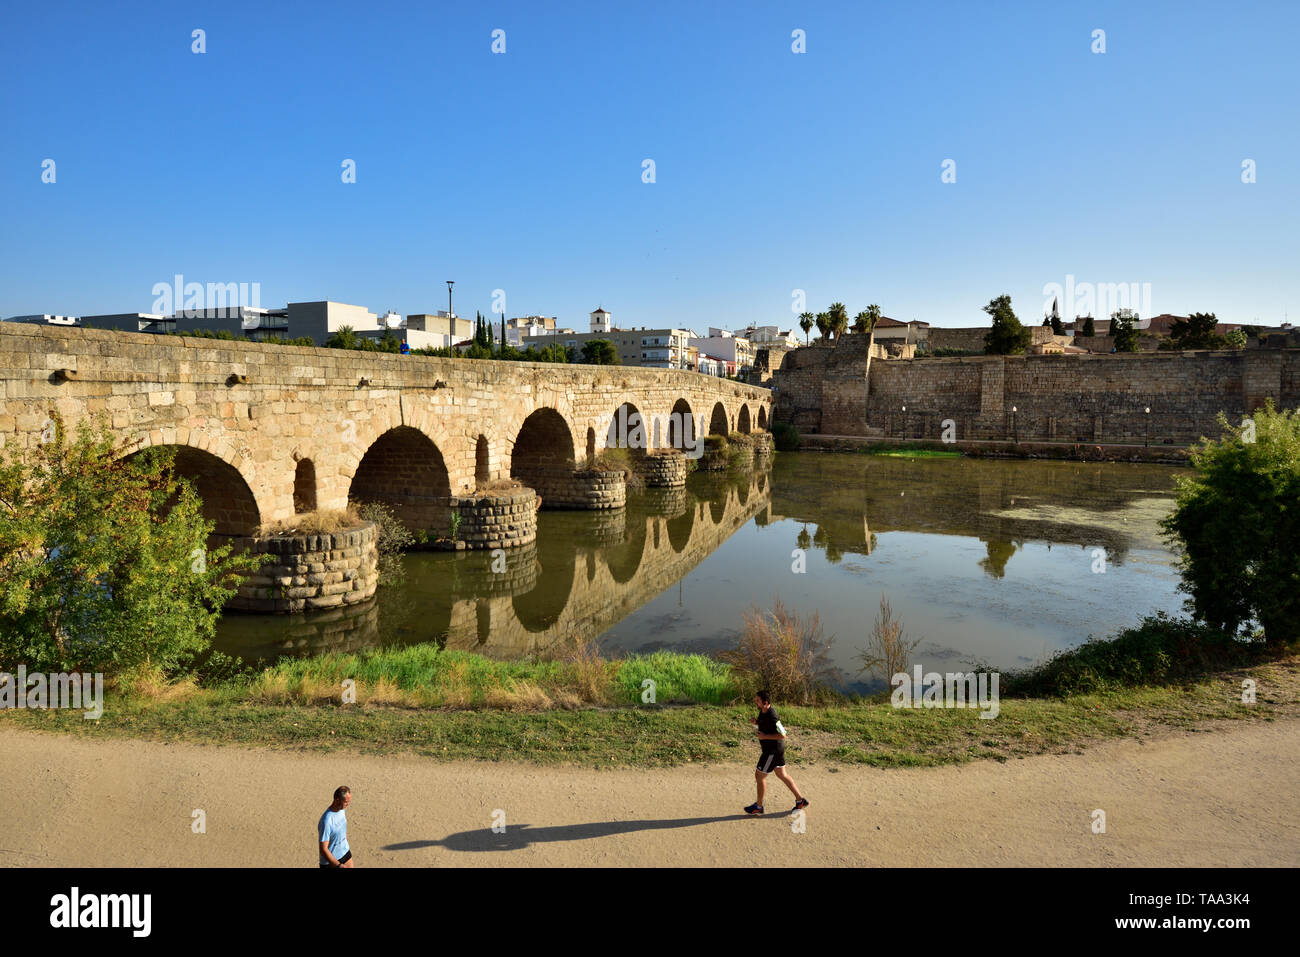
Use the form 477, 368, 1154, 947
1080, 315, 1096, 338
798, 312, 814, 344
1225, 328, 1248, 349
1111, 309, 1140, 352
581, 339, 620, 365
325, 325, 359, 350
0, 417, 264, 674
1160, 401, 1300, 645
982, 295, 1032, 355
854, 304, 882, 335
827, 302, 849, 339
1169, 312, 1224, 350
815, 312, 831, 340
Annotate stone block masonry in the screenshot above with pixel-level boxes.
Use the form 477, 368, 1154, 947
773, 343, 1300, 446
226, 522, 378, 613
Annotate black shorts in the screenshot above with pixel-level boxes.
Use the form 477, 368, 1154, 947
319, 849, 352, 868
756, 750, 785, 774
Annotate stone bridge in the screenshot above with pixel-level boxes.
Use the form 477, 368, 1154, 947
0, 323, 773, 543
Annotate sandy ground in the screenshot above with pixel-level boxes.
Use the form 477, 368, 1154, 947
2, 720, 1298, 867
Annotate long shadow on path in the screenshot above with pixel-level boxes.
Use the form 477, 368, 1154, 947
383, 815, 756, 853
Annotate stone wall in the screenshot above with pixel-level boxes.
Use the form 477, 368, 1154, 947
927, 326, 1066, 354
227, 522, 378, 613
774, 340, 1300, 445
864, 351, 1300, 445
770, 332, 872, 434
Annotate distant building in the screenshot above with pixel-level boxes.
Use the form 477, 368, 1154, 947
871, 317, 929, 347
520, 307, 692, 368
689, 328, 754, 376
6, 314, 79, 326
80, 313, 175, 334
286, 301, 379, 344
742, 325, 800, 350
407, 312, 474, 349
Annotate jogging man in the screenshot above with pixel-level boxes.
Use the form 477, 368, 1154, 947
318, 786, 353, 868
744, 690, 809, 816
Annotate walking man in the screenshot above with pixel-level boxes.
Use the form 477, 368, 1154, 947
318, 786, 354, 868
744, 690, 809, 816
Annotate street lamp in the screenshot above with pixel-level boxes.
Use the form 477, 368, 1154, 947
1145, 406, 1151, 447
901, 404, 907, 439
1011, 405, 1018, 444
446, 280, 455, 318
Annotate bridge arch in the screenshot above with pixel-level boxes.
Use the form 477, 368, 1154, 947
348, 425, 452, 534
758, 406, 768, 430
125, 442, 262, 537
737, 404, 751, 434
121, 431, 264, 536
708, 401, 729, 437
607, 401, 649, 457
668, 398, 694, 452
512, 408, 576, 491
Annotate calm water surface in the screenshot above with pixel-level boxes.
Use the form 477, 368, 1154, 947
215, 453, 1187, 692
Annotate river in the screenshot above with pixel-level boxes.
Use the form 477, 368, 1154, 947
214, 453, 1188, 693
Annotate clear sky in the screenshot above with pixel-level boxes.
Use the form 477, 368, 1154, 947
2, 0, 1297, 331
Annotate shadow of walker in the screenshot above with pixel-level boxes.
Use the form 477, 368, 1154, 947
383, 815, 755, 853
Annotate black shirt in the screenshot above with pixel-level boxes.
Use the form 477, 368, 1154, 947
757, 706, 784, 753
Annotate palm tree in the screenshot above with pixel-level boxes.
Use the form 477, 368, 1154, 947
815, 312, 831, 340
827, 302, 849, 339
326, 324, 359, 350
863, 303, 882, 335
798, 312, 814, 345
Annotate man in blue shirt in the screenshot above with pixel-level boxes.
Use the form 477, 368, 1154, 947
318, 786, 353, 868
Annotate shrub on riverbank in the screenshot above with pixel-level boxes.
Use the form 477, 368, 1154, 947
720, 599, 841, 704
1003, 613, 1275, 698
354, 500, 413, 585
0, 416, 263, 674
1161, 401, 1300, 645
771, 423, 800, 451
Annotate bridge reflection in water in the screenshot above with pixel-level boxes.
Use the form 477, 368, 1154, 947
213, 470, 772, 663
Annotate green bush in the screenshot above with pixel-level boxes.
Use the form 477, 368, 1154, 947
0, 416, 264, 674
1004, 613, 1265, 697
1161, 401, 1300, 644
772, 422, 801, 451
355, 501, 413, 585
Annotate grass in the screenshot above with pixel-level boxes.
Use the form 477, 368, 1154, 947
259, 506, 364, 537
5, 645, 1297, 770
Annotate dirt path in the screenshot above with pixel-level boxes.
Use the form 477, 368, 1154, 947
3, 720, 1297, 867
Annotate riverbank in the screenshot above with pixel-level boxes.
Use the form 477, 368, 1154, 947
799, 434, 1191, 464
5, 651, 1296, 769
3, 715, 1297, 867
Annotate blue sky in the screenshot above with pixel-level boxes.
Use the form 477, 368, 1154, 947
2, 0, 1297, 331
